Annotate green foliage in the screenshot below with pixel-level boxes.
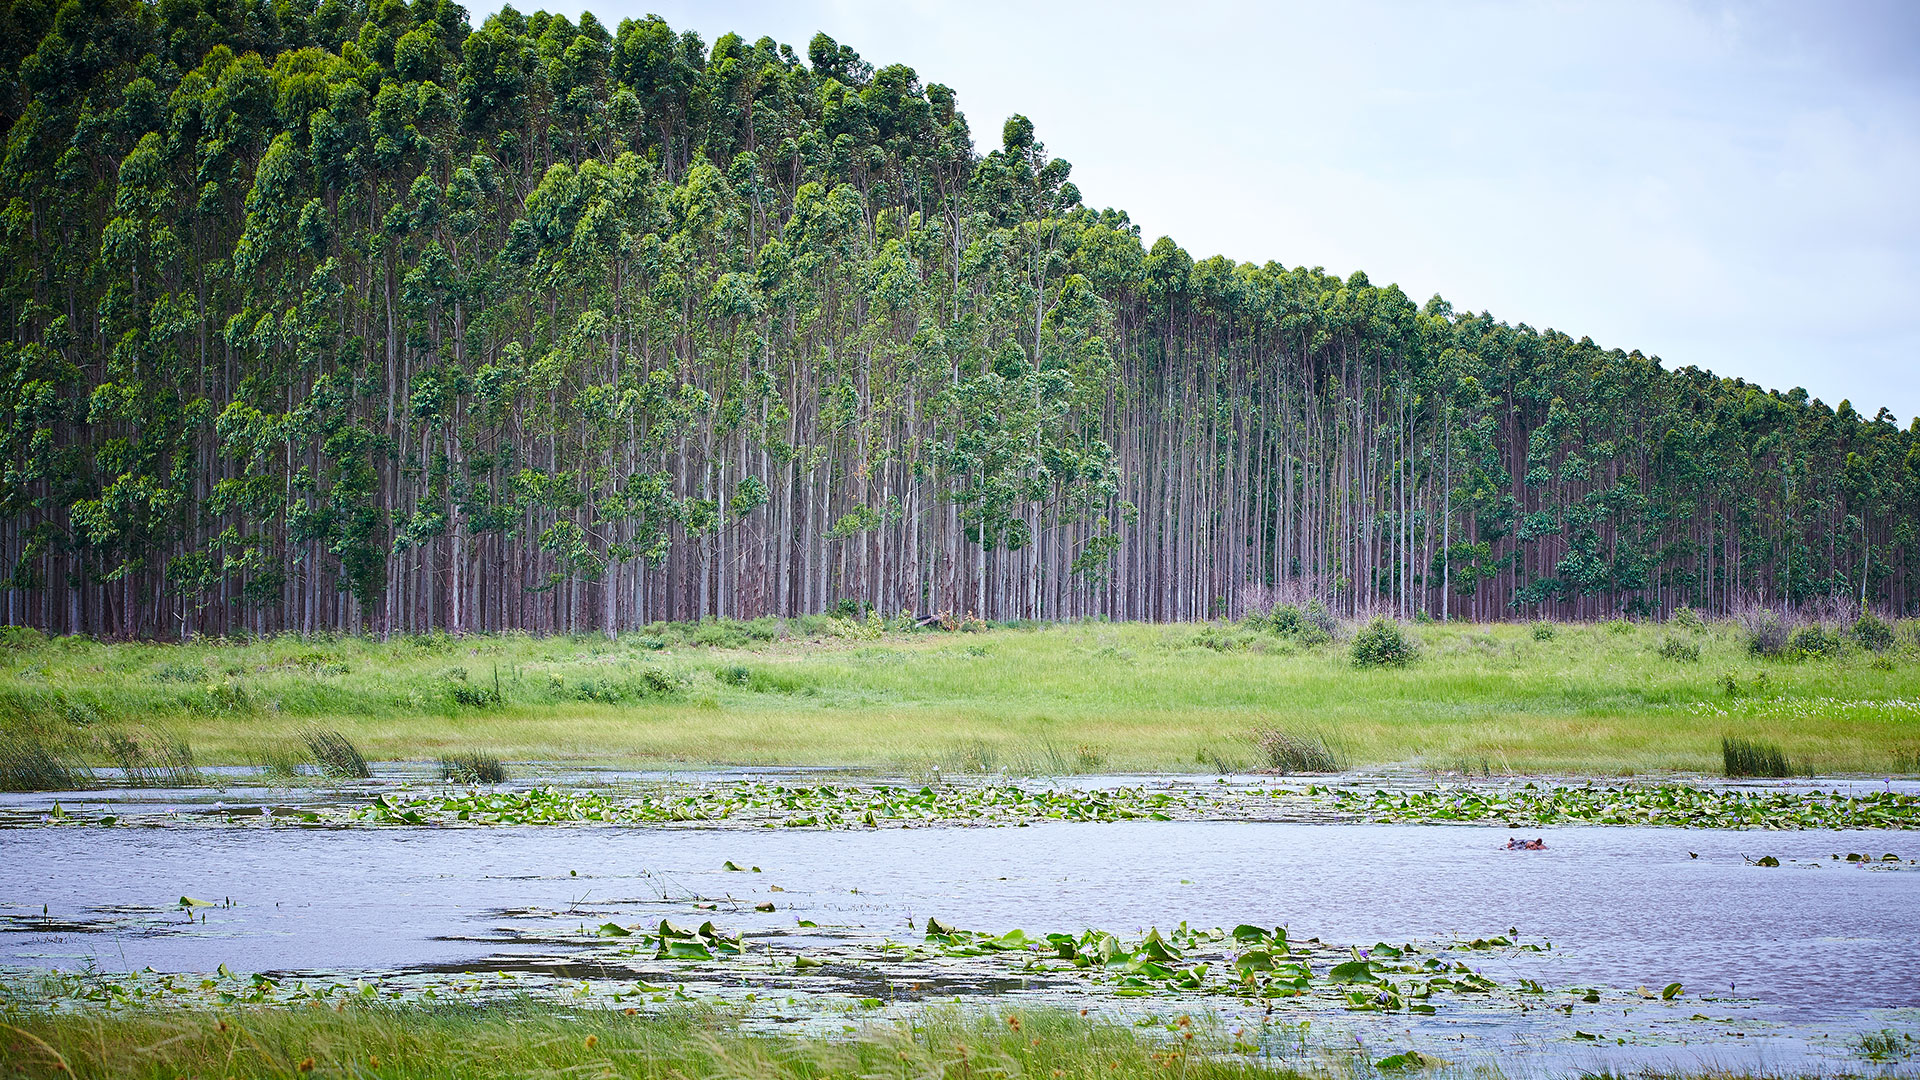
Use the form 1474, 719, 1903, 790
1350, 618, 1418, 668
1723, 737, 1794, 779
0, 726, 92, 791
1670, 606, 1704, 631
1743, 609, 1791, 657
439, 751, 508, 784
1658, 637, 1700, 662
1251, 728, 1338, 773
301, 728, 371, 779
1787, 625, 1840, 659
1853, 609, 1895, 652
1530, 621, 1555, 641
0, 3, 1907, 643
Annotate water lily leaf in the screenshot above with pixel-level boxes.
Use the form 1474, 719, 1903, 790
793, 955, 823, 969
658, 940, 712, 960
597, 922, 631, 937
1573, 1031, 1598, 1041
1662, 982, 1683, 1000
1329, 960, 1378, 984
1754, 856, 1780, 867
722, 861, 747, 871
179, 897, 213, 908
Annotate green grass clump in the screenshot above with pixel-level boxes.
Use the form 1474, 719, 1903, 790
439, 751, 508, 784
302, 728, 371, 779
0, 727, 91, 791
1252, 728, 1338, 773
102, 727, 198, 786
1723, 737, 1793, 778
0, 1004, 1300, 1080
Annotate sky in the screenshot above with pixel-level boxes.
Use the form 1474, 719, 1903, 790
481, 0, 1920, 422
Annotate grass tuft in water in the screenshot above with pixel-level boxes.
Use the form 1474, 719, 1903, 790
0, 727, 91, 791
1722, 736, 1792, 778
302, 728, 371, 779
1252, 728, 1338, 773
439, 751, 508, 784
102, 727, 199, 787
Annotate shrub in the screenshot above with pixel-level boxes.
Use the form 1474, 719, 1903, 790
301, 728, 371, 779
1604, 619, 1633, 635
0, 625, 47, 650
1530, 621, 1556, 641
1303, 599, 1339, 636
1350, 617, 1418, 667
1270, 605, 1304, 635
1787, 624, 1839, 659
439, 752, 508, 784
1742, 609, 1790, 657
1252, 728, 1338, 774
715, 664, 751, 686
1723, 737, 1793, 778
639, 666, 687, 695
1670, 606, 1704, 631
443, 666, 503, 708
1658, 638, 1700, 662
1852, 610, 1895, 652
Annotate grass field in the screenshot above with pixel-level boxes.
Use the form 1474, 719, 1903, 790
0, 1003, 1311, 1080
1, 616, 1916, 777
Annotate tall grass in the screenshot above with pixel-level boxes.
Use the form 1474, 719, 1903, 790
1723, 737, 1793, 778
102, 727, 199, 786
301, 728, 371, 779
439, 751, 508, 784
0, 1004, 1303, 1080
0, 728, 91, 791
1251, 728, 1338, 773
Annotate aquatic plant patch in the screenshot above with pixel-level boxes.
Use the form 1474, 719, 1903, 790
1306, 783, 1920, 830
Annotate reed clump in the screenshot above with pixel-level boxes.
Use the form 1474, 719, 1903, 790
439, 751, 508, 784
1723, 736, 1793, 779
1252, 728, 1338, 773
301, 728, 371, 779
0, 726, 92, 791
102, 726, 199, 786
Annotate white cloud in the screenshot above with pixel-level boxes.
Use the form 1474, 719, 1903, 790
484, 0, 1920, 419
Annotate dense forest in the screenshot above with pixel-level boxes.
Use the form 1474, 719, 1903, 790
0, 0, 1915, 637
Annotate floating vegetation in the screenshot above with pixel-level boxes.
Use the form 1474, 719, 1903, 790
1307, 782, 1920, 830
301, 728, 371, 779
1723, 737, 1793, 779
439, 752, 508, 784
351, 782, 1202, 828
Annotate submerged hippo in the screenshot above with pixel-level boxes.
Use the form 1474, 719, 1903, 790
1504, 837, 1547, 850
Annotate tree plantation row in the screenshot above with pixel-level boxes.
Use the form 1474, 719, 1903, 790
1, 0, 1915, 637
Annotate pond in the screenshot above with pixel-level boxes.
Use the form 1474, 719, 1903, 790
3, 797, 1917, 1075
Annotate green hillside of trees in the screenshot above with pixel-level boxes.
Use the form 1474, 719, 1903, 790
1, 0, 1914, 636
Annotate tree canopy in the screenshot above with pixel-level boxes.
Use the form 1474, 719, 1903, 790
1, 0, 1913, 636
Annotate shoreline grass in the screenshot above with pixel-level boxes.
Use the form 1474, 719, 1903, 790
0, 1003, 1302, 1080
0, 618, 1915, 778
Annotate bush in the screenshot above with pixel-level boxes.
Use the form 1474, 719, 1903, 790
1670, 606, 1704, 631
1742, 609, 1790, 657
1604, 619, 1633, 635
1852, 610, 1895, 652
1723, 737, 1793, 778
1787, 624, 1839, 659
715, 664, 751, 686
0, 625, 47, 650
1252, 728, 1338, 773
1658, 637, 1700, 662
439, 752, 508, 784
1350, 617, 1418, 667
1530, 621, 1556, 641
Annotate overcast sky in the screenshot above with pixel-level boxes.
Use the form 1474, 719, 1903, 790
483, 0, 1920, 422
